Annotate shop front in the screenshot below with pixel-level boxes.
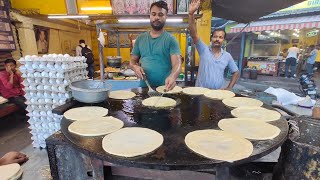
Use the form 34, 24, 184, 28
230, 15, 320, 77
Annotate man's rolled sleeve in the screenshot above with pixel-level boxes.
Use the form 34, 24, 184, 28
228, 56, 239, 73
131, 36, 141, 57
195, 39, 207, 55
169, 37, 181, 56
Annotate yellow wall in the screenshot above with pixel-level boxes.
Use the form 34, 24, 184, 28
49, 29, 93, 55
11, 0, 67, 14
195, 10, 212, 66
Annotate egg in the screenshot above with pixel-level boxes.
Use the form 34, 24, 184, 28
63, 80, 69, 85
41, 78, 48, 85
44, 92, 51, 98
52, 99, 58, 105
39, 63, 46, 69
49, 79, 55, 84
54, 63, 61, 69
43, 85, 50, 91
40, 111, 46, 116
56, 79, 62, 84
45, 99, 52, 104
41, 71, 49, 77
36, 85, 44, 90
36, 92, 44, 98
34, 79, 41, 84
51, 86, 58, 92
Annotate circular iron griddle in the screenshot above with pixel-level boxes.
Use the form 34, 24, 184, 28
58, 87, 288, 171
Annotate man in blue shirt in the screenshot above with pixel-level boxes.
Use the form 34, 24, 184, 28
306, 45, 319, 75
130, 1, 181, 90
188, 0, 239, 90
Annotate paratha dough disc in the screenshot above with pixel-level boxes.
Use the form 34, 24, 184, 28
0, 163, 22, 180
204, 90, 235, 100
142, 97, 176, 108
102, 127, 164, 157
109, 90, 136, 100
182, 87, 210, 96
68, 116, 124, 136
156, 85, 183, 94
63, 106, 108, 121
185, 130, 253, 162
231, 106, 281, 122
11, 169, 23, 180
218, 118, 281, 140
222, 97, 263, 108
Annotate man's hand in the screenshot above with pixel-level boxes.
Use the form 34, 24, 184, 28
0, 151, 28, 166
130, 64, 145, 79
165, 75, 176, 91
5, 66, 14, 76
222, 87, 232, 91
189, 0, 200, 15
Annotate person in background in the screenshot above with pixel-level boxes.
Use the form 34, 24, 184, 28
0, 151, 28, 166
282, 48, 288, 59
188, 0, 239, 90
76, 40, 95, 79
130, 1, 181, 90
285, 44, 299, 78
306, 44, 319, 75
76, 39, 91, 56
0, 59, 26, 110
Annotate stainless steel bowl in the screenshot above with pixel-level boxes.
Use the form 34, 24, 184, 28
69, 80, 112, 103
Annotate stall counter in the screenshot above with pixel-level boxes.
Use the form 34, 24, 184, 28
247, 60, 279, 76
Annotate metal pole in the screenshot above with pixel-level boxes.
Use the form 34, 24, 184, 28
96, 25, 105, 81
239, 32, 246, 77
185, 31, 189, 85
116, 30, 120, 56
191, 42, 195, 84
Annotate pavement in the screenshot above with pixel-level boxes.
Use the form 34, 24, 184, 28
235, 74, 318, 95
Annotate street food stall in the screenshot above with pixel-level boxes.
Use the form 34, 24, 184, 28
230, 12, 320, 77
247, 41, 282, 76
38, 0, 309, 179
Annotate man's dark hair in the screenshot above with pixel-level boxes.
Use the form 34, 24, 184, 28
4, 59, 16, 65
79, 39, 85, 44
310, 45, 315, 49
150, 1, 168, 13
210, 29, 227, 39
293, 44, 297, 47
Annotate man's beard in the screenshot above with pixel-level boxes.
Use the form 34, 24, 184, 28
151, 21, 165, 31
212, 41, 222, 48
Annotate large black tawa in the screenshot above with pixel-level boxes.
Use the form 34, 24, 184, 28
55, 88, 288, 171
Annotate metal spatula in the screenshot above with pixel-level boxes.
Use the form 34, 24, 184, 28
154, 89, 168, 106
144, 77, 162, 97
